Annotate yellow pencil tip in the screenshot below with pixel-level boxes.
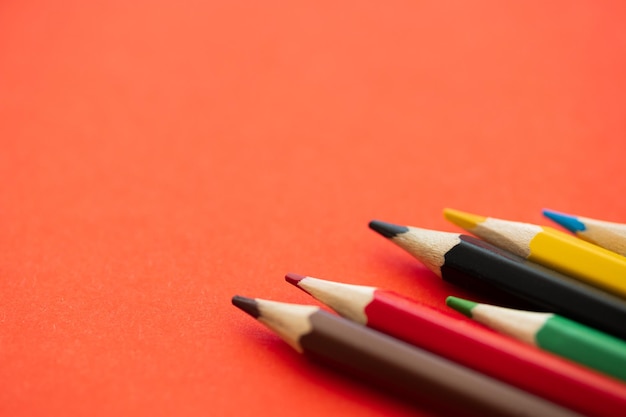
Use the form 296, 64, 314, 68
443, 208, 486, 230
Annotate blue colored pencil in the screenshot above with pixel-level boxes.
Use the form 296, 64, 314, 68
543, 209, 626, 257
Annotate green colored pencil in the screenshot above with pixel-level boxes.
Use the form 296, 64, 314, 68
446, 296, 626, 383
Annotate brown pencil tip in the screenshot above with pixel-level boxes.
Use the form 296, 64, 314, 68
232, 295, 261, 318
285, 272, 306, 285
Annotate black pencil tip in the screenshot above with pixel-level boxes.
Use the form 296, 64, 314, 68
232, 295, 261, 318
368, 220, 409, 238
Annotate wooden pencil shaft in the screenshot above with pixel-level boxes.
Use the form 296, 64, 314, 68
530, 229, 626, 297
458, 299, 626, 383
288, 275, 626, 417
575, 227, 626, 257
444, 209, 626, 298
442, 235, 626, 340
364, 290, 626, 417
371, 221, 539, 310
371, 220, 626, 339
300, 310, 581, 417
537, 316, 626, 382
543, 209, 626, 256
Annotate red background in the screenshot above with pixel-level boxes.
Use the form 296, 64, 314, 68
2, 1, 626, 416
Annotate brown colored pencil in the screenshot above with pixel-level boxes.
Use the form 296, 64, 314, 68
285, 273, 626, 417
232, 295, 583, 417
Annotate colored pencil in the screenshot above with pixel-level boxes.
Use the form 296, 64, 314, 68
543, 209, 626, 257
447, 296, 626, 383
232, 295, 583, 417
443, 208, 626, 299
285, 273, 626, 417
368, 220, 626, 340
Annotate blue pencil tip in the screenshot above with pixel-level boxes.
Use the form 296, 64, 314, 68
542, 209, 586, 232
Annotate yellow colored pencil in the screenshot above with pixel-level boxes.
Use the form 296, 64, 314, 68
444, 208, 626, 300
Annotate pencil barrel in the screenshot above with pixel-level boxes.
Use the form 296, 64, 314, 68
300, 311, 581, 417
537, 316, 626, 382
442, 236, 626, 340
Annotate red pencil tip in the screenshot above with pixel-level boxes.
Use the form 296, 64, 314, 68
285, 272, 306, 285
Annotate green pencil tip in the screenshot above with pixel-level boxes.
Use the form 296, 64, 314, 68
446, 296, 478, 318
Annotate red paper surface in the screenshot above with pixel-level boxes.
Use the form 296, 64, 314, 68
2, 1, 626, 416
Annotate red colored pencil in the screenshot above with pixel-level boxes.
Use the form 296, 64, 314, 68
285, 273, 626, 417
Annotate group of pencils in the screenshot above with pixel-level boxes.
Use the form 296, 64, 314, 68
232, 208, 626, 417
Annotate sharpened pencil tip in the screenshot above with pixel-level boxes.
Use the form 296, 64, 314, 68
443, 208, 486, 230
446, 296, 478, 318
232, 295, 261, 318
285, 273, 305, 285
542, 209, 586, 233
368, 220, 409, 238
285, 273, 313, 295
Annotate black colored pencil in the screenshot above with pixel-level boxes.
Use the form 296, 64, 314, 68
369, 220, 626, 341
232, 295, 581, 417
